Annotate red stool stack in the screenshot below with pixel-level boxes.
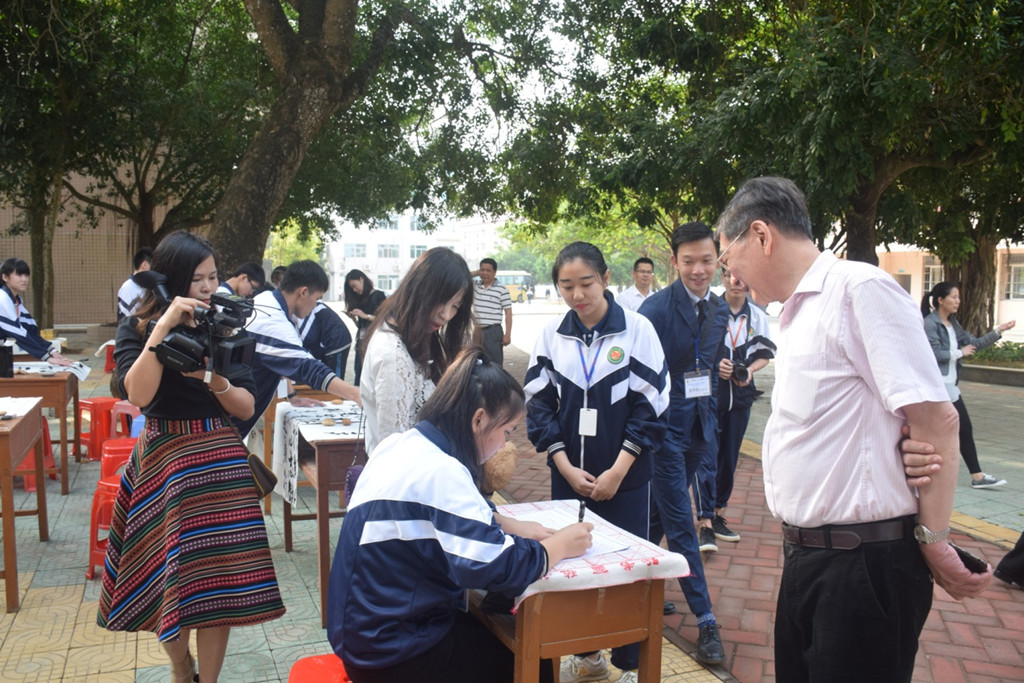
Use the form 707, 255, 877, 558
79, 396, 120, 462
288, 654, 350, 682
110, 400, 142, 439
100, 437, 137, 478
85, 437, 137, 580
15, 427, 57, 492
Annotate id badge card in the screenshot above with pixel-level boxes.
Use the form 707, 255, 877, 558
578, 408, 598, 437
684, 370, 712, 398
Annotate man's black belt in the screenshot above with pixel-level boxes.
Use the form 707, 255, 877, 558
480, 324, 501, 330
781, 516, 914, 550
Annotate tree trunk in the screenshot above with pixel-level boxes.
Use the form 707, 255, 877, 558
845, 179, 884, 265
945, 233, 998, 335
209, 81, 339, 267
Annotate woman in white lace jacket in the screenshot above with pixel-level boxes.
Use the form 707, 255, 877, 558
360, 248, 474, 454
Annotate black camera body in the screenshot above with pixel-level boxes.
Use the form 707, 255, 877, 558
730, 334, 777, 383
134, 271, 255, 380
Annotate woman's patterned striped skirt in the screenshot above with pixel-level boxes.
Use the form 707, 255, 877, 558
97, 418, 285, 641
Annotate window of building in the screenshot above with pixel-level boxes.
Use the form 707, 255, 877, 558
378, 244, 399, 259
377, 274, 399, 291
411, 214, 429, 231
923, 264, 943, 295
376, 217, 399, 230
1006, 264, 1024, 300
344, 243, 366, 258
410, 245, 427, 258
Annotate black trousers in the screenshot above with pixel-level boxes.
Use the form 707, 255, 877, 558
952, 397, 982, 474
480, 324, 504, 366
344, 611, 554, 683
774, 533, 933, 683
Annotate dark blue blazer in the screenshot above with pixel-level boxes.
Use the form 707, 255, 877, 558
638, 279, 729, 451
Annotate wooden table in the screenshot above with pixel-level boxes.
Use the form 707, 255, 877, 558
0, 373, 80, 494
261, 385, 335, 514
468, 500, 690, 683
0, 400, 50, 612
274, 402, 364, 628
469, 580, 664, 683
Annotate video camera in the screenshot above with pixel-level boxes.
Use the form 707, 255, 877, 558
133, 270, 255, 380
730, 335, 777, 383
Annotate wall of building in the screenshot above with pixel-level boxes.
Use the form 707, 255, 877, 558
0, 202, 141, 327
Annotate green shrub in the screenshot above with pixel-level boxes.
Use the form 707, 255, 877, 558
968, 341, 1024, 366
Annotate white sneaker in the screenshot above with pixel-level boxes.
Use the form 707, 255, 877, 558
618, 671, 638, 683
971, 473, 1006, 489
559, 653, 609, 682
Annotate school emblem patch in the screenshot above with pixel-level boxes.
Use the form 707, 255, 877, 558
607, 347, 625, 364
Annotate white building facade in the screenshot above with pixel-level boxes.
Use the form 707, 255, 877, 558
323, 212, 507, 300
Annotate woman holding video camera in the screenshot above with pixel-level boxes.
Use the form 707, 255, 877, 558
98, 231, 284, 683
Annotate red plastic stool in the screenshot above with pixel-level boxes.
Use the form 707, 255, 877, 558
86, 475, 121, 580
104, 343, 116, 374
16, 427, 58, 492
100, 437, 137, 479
110, 400, 142, 439
288, 654, 350, 682
79, 396, 120, 461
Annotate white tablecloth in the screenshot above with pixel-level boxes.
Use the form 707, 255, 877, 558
271, 401, 363, 504
498, 499, 691, 609
13, 361, 91, 382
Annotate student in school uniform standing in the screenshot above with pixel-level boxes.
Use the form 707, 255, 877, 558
637, 222, 729, 664
525, 242, 669, 683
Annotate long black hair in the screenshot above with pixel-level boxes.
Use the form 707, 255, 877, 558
343, 269, 375, 312
921, 281, 957, 318
417, 347, 525, 488
364, 247, 474, 382
133, 231, 217, 334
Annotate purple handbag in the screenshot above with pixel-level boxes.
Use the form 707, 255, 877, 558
343, 413, 366, 505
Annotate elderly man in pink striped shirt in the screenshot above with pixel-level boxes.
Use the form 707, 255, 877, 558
716, 177, 991, 683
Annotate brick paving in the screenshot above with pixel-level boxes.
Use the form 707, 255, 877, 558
501, 345, 1024, 683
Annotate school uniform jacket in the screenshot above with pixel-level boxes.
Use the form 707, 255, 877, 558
717, 299, 774, 413
524, 292, 670, 491
638, 279, 730, 452
236, 288, 337, 435
0, 285, 55, 360
296, 301, 352, 371
327, 422, 547, 669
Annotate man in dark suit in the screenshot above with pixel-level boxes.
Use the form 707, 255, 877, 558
638, 221, 729, 664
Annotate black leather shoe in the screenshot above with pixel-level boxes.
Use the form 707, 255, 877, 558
696, 623, 725, 665
995, 568, 1023, 588
663, 600, 677, 615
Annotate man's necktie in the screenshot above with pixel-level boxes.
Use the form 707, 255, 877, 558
697, 299, 707, 328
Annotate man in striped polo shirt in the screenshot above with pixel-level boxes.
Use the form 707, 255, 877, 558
472, 258, 512, 366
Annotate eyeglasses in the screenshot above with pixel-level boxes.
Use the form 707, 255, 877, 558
717, 224, 751, 272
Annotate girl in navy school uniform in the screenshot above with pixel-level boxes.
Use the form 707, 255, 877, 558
328, 348, 593, 683
524, 242, 670, 683
0, 258, 71, 365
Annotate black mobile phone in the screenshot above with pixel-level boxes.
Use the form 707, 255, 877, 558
950, 542, 988, 574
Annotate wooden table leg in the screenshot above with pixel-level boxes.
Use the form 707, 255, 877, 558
72, 385, 81, 464
33, 436, 48, 543
638, 580, 663, 682
284, 500, 293, 552
57, 401, 69, 495
1, 456, 16, 611
316, 464, 330, 629
515, 594, 543, 683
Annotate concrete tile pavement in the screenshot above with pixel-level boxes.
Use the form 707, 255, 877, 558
2, 326, 1021, 681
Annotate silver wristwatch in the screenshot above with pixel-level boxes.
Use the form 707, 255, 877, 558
913, 523, 950, 544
